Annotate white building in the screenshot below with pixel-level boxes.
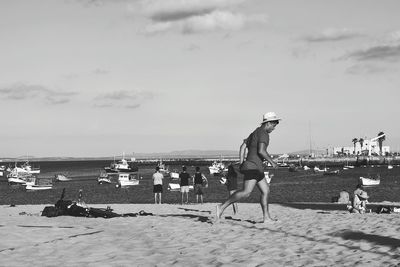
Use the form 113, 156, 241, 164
333, 139, 390, 155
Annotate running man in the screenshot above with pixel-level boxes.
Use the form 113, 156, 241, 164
216, 112, 281, 223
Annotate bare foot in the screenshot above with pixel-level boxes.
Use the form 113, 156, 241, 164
261, 217, 278, 223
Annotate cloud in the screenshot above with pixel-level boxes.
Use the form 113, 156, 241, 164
0, 83, 77, 104
345, 44, 400, 62
303, 28, 362, 42
346, 64, 387, 75
135, 0, 267, 34
93, 89, 154, 109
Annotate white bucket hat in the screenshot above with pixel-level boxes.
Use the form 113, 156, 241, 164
262, 112, 281, 124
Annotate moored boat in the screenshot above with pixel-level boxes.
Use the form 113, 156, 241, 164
117, 173, 139, 187
104, 156, 138, 174
98, 171, 112, 184
360, 176, 380, 186
208, 160, 227, 175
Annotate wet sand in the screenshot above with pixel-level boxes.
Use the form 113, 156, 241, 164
1, 203, 399, 266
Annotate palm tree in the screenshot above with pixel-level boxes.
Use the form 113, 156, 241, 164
352, 138, 358, 155
377, 131, 386, 155
359, 138, 364, 154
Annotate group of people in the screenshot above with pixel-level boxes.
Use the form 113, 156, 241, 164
151, 165, 209, 205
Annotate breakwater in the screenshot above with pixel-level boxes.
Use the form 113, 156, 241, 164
286, 155, 400, 167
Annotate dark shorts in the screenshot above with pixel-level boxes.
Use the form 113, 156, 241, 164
153, 184, 163, 193
194, 184, 204, 195
242, 170, 264, 182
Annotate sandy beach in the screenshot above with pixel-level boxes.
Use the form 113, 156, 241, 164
1, 203, 399, 266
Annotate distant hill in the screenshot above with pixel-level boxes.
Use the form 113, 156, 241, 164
0, 150, 239, 161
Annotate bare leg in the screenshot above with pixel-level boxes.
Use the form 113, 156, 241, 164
200, 195, 203, 204
181, 192, 184, 205
186, 192, 189, 204
216, 179, 257, 220
256, 178, 276, 222
196, 195, 199, 203
154, 193, 157, 204
159, 193, 162, 204
229, 190, 238, 214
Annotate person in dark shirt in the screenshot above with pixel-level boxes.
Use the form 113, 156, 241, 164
192, 166, 208, 204
216, 112, 281, 223
179, 166, 190, 205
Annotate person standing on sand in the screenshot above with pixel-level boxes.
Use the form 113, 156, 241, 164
152, 166, 164, 204
225, 164, 239, 214
193, 166, 207, 204
216, 112, 281, 223
179, 166, 190, 204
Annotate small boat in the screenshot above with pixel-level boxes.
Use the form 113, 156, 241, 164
169, 171, 180, 180
117, 173, 139, 187
359, 176, 380, 186
303, 166, 311, 170
55, 174, 71, 181
323, 169, 340, 176
21, 160, 41, 174
313, 166, 326, 173
104, 155, 139, 174
26, 177, 53, 190
167, 183, 194, 191
7, 171, 33, 185
98, 171, 112, 184
208, 160, 227, 175
157, 159, 169, 174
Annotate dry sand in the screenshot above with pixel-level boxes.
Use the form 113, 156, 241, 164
1, 203, 399, 266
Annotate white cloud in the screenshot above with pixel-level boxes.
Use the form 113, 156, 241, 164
135, 0, 267, 34
304, 28, 362, 42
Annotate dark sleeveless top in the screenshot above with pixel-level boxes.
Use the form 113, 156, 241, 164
194, 172, 203, 185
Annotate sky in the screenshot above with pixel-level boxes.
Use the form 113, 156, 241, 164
1, 0, 400, 157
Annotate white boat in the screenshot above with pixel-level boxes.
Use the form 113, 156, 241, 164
359, 176, 380, 186
117, 173, 139, 187
25, 177, 53, 190
55, 174, 71, 181
313, 166, 327, 172
7, 171, 33, 185
169, 171, 180, 180
98, 171, 112, 184
208, 160, 227, 175
104, 155, 138, 174
21, 161, 40, 174
26, 184, 53, 190
168, 183, 194, 191
303, 166, 311, 170
157, 159, 169, 174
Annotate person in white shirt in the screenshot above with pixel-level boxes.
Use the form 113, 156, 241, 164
152, 166, 164, 204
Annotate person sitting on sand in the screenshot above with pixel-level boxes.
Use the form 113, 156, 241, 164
348, 190, 369, 214
179, 166, 190, 205
216, 112, 281, 223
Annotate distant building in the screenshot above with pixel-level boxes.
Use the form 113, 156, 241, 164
333, 139, 390, 155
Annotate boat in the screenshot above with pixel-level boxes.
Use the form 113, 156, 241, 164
157, 159, 169, 174
359, 176, 380, 186
117, 173, 139, 187
169, 171, 179, 180
313, 166, 326, 173
26, 177, 53, 190
55, 173, 71, 181
98, 171, 112, 184
208, 160, 227, 175
7, 170, 34, 185
323, 169, 340, 176
104, 155, 138, 174
21, 160, 40, 174
167, 183, 194, 191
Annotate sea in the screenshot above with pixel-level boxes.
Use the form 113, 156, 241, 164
1, 160, 399, 205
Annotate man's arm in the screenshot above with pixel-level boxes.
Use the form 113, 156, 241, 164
258, 143, 278, 168
239, 139, 247, 163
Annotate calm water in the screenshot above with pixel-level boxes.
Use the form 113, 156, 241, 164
1, 160, 399, 205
